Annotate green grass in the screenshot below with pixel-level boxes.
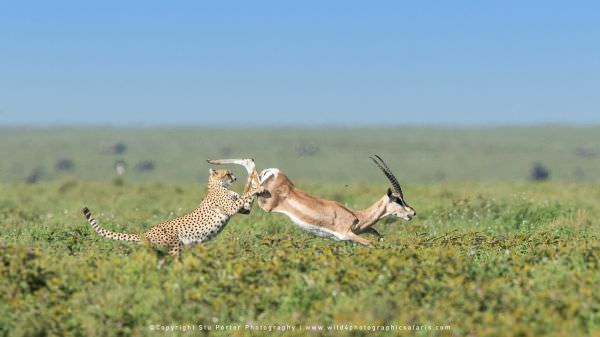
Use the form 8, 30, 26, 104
1, 179, 599, 337
1, 127, 599, 336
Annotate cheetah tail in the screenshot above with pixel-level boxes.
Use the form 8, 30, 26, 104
82, 207, 141, 243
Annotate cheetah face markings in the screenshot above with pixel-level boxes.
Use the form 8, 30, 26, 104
210, 168, 236, 187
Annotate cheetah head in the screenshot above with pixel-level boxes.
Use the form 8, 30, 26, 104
209, 168, 236, 187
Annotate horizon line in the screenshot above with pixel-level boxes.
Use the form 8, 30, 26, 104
1, 122, 600, 129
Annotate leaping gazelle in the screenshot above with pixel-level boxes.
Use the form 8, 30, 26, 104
207, 156, 416, 246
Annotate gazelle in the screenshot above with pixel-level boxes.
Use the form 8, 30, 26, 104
207, 156, 416, 246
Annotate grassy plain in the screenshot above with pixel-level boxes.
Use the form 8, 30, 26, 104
1, 126, 600, 183
0, 127, 599, 336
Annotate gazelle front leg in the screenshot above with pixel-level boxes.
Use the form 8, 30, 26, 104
360, 227, 383, 240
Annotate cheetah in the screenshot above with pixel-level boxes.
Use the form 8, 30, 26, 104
82, 168, 264, 256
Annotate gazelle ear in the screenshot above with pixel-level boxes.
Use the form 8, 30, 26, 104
386, 187, 394, 199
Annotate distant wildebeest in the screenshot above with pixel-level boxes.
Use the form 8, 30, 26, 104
296, 142, 319, 156
576, 146, 596, 158
529, 162, 550, 181
25, 169, 42, 184
135, 160, 155, 172
55, 158, 74, 171
103, 142, 127, 155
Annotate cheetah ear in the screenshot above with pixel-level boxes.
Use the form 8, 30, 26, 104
209, 168, 215, 175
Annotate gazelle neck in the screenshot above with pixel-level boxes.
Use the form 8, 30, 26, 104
354, 194, 389, 231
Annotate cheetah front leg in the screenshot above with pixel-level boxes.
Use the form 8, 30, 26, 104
221, 186, 265, 216
168, 241, 183, 256
207, 158, 260, 213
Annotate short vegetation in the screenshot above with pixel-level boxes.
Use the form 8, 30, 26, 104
0, 128, 599, 336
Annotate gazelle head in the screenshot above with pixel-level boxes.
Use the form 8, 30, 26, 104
370, 155, 416, 221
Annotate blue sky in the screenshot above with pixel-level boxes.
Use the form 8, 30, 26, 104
1, 1, 599, 126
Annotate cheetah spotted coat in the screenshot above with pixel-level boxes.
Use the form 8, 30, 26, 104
83, 169, 263, 256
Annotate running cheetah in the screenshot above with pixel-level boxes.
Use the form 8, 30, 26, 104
82, 168, 264, 256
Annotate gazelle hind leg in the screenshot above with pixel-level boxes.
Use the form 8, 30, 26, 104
347, 233, 371, 246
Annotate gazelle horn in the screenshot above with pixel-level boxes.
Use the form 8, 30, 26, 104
369, 155, 405, 201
